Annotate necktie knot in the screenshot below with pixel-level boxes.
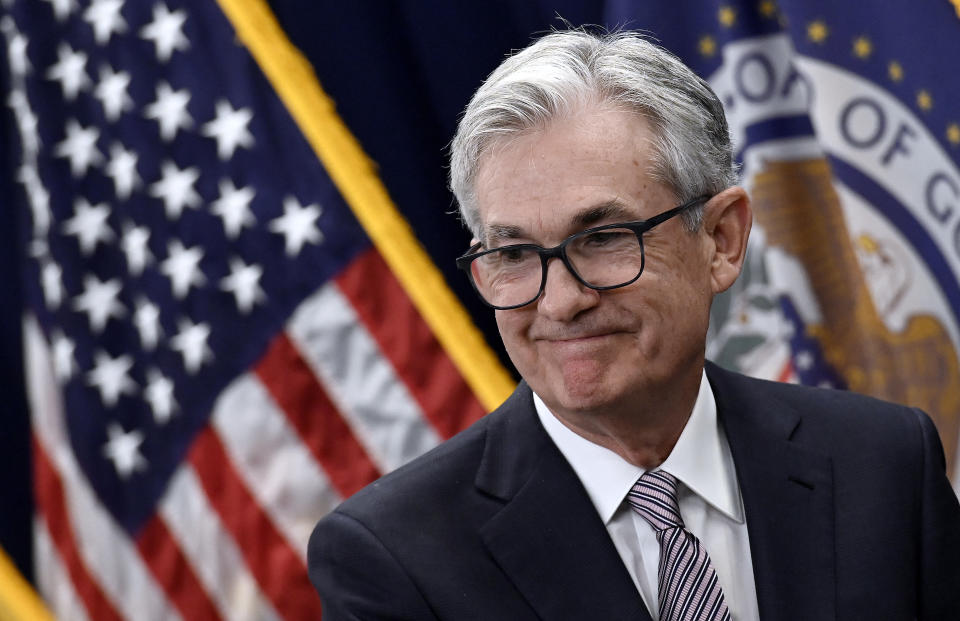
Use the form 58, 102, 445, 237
627, 470, 683, 532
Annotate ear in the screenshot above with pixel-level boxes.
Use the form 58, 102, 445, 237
703, 186, 752, 294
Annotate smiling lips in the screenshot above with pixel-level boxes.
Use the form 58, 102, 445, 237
534, 329, 623, 343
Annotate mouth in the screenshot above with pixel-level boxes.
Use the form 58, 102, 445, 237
536, 330, 621, 344
552, 333, 611, 342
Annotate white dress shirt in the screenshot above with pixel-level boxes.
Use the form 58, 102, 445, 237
533, 370, 760, 621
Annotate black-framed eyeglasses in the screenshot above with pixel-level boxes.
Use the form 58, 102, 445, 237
456, 195, 709, 310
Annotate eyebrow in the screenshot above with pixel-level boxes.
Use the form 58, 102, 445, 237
482, 200, 636, 246
484, 224, 526, 245
570, 200, 634, 228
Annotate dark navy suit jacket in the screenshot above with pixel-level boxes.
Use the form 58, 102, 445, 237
308, 362, 960, 620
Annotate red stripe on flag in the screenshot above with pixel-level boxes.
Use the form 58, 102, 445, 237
778, 360, 794, 383
32, 436, 125, 621
136, 515, 224, 621
254, 331, 380, 498
187, 426, 323, 621
336, 248, 487, 439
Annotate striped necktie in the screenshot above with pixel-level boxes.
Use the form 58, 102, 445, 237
627, 470, 731, 621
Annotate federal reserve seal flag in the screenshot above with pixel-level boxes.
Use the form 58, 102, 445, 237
607, 0, 960, 489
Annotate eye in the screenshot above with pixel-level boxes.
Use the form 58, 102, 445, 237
498, 247, 528, 264
478, 246, 531, 267
582, 229, 634, 247
583, 231, 619, 246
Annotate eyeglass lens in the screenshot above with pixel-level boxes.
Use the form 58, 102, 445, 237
469, 227, 644, 308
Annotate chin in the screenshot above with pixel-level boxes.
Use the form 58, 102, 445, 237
541, 371, 627, 415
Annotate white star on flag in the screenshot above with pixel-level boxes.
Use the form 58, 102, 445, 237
29, 238, 50, 259
54, 119, 103, 177
202, 99, 254, 160
149, 160, 201, 218
211, 179, 256, 238
269, 196, 323, 257
133, 297, 162, 350
161, 240, 205, 299
220, 257, 265, 314
18, 165, 50, 235
102, 423, 147, 479
41, 0, 77, 22
83, 0, 127, 45
61, 198, 114, 255
795, 350, 815, 371
121, 222, 153, 275
139, 3, 189, 62
8, 91, 40, 156
170, 317, 213, 374
40, 261, 64, 310
144, 81, 193, 141
5, 26, 31, 76
105, 142, 140, 199
50, 329, 76, 383
144, 368, 177, 425
94, 65, 133, 121
45, 43, 90, 100
72, 274, 125, 332
87, 350, 137, 407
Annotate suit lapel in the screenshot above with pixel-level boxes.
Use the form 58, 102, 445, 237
707, 363, 836, 621
476, 384, 651, 621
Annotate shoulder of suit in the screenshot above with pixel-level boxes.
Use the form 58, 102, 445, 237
706, 360, 926, 449
708, 360, 914, 412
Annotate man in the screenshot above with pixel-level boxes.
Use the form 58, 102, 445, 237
308, 30, 960, 620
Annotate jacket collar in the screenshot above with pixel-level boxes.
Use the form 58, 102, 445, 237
707, 361, 836, 621
475, 382, 651, 620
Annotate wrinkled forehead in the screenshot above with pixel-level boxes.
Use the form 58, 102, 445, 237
472, 106, 670, 244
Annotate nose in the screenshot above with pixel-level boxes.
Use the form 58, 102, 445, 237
536, 257, 600, 321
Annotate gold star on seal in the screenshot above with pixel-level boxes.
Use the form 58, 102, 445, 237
699, 35, 717, 57
807, 20, 829, 43
852, 36, 872, 59
916, 90, 933, 111
758, 0, 777, 18
718, 6, 737, 27
888, 61, 904, 82
947, 123, 960, 146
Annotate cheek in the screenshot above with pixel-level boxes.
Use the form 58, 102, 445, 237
627, 264, 712, 347
495, 310, 533, 359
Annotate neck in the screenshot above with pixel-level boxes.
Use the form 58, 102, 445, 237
546, 363, 703, 469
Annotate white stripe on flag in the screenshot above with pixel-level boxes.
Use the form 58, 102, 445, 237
158, 466, 281, 621
287, 283, 441, 473
212, 373, 343, 561
24, 315, 182, 621
34, 515, 92, 621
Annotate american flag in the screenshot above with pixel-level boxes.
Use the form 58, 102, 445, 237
3, 0, 504, 618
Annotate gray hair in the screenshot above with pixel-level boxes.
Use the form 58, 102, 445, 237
449, 29, 738, 237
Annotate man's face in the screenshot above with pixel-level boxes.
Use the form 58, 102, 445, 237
473, 105, 718, 417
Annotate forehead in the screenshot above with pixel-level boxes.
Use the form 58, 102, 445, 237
473, 105, 674, 241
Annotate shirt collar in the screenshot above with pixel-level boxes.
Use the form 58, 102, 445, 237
534, 369, 743, 524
